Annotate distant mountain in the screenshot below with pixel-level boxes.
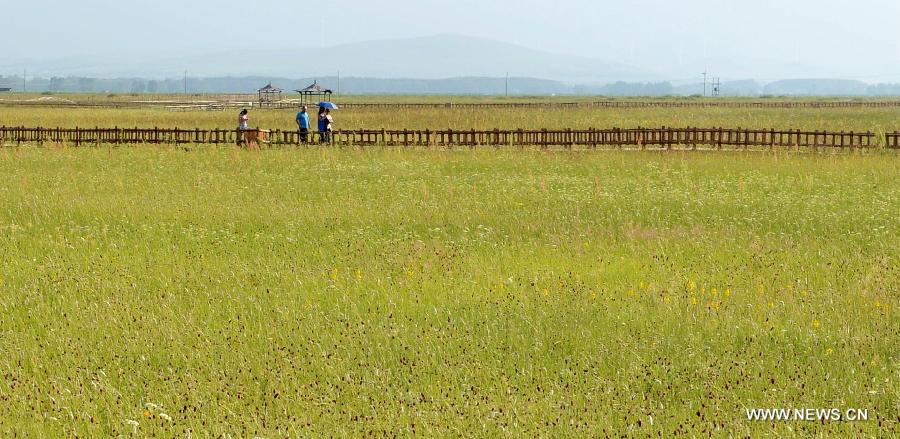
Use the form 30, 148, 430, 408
0, 34, 654, 83
762, 79, 868, 96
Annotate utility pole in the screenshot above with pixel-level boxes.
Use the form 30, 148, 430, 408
337, 70, 341, 95
702, 71, 707, 97
23, 69, 26, 92
505, 72, 509, 97
183, 70, 187, 94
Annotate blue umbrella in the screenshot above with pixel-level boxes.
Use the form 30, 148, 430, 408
317, 101, 339, 110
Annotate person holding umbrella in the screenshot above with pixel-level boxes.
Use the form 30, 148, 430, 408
317, 106, 327, 143
317, 102, 338, 144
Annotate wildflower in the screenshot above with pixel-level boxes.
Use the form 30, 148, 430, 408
159, 413, 172, 422
875, 301, 881, 308
687, 280, 696, 291
825, 348, 834, 356
356, 269, 362, 281
639, 281, 646, 290
627, 289, 635, 297
768, 301, 774, 308
590, 291, 597, 301
711, 287, 718, 297
542, 288, 549, 296
724, 289, 731, 298
143, 410, 152, 418
691, 296, 698, 306
812, 319, 820, 329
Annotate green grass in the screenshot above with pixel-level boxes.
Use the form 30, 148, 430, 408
0, 146, 896, 436
2, 105, 900, 133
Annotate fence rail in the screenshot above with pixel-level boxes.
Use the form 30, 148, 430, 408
3, 99, 900, 110
888, 132, 900, 149
1, 126, 898, 149
336, 101, 900, 110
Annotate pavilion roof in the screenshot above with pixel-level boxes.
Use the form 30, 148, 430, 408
295, 80, 332, 93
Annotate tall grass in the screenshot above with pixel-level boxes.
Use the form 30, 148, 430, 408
0, 146, 896, 436
2, 106, 900, 132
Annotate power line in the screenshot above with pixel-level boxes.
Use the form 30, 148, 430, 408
702, 71, 707, 97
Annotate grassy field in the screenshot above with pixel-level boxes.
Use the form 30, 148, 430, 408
2, 107, 900, 136
0, 145, 897, 436
2, 96, 900, 133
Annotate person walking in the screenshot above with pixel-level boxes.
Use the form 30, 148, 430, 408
296, 105, 310, 143
317, 106, 327, 143
236, 108, 249, 145
324, 108, 334, 143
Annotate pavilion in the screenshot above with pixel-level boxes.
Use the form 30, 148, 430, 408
294, 81, 333, 107
257, 83, 283, 106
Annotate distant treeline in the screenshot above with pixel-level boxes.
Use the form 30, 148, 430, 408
2, 75, 900, 96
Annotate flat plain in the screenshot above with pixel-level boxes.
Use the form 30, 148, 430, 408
0, 97, 897, 436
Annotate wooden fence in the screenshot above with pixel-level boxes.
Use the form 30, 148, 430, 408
888, 132, 900, 149
4, 99, 900, 110
2, 126, 898, 149
336, 101, 900, 110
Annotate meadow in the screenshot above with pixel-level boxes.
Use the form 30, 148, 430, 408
0, 100, 897, 437
3, 104, 900, 134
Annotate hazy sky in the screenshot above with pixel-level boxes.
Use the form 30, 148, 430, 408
6, 0, 900, 81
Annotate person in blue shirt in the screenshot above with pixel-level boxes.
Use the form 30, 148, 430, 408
317, 106, 327, 143
295, 106, 310, 142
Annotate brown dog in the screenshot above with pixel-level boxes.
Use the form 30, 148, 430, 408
241, 129, 270, 149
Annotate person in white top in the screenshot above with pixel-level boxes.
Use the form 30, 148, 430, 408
236, 109, 249, 145
324, 109, 334, 143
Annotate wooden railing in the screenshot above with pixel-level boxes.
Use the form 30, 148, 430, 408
3, 99, 900, 110
887, 132, 900, 149
336, 101, 900, 110
1, 126, 898, 149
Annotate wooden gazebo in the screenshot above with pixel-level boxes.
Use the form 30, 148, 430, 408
295, 81, 333, 107
257, 83, 282, 106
